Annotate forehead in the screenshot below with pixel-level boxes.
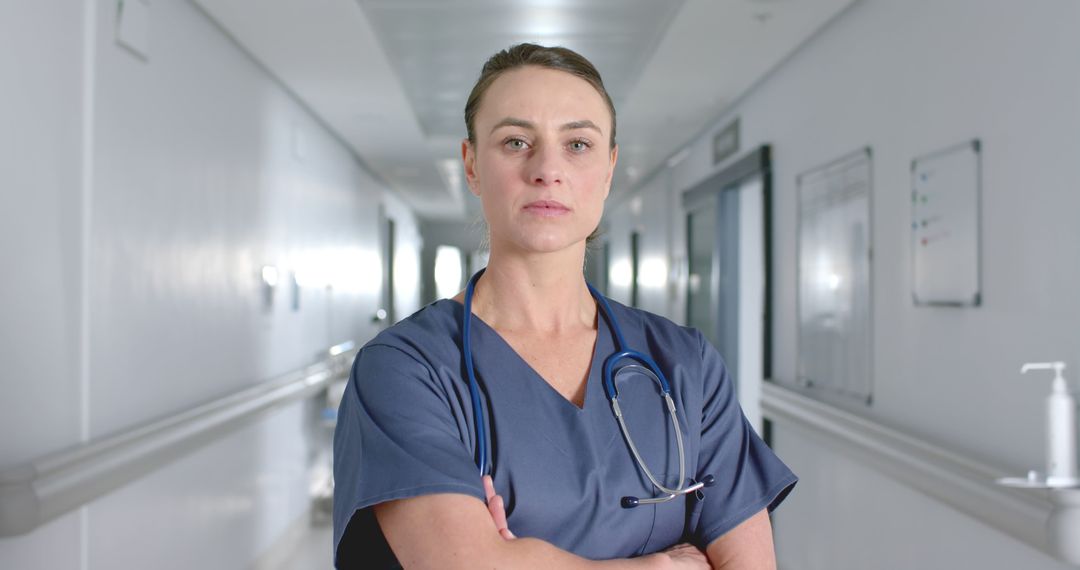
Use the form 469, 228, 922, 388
476, 66, 611, 134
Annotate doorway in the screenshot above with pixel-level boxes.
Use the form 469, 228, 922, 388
683, 146, 772, 433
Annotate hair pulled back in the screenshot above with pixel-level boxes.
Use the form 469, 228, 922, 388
464, 43, 616, 149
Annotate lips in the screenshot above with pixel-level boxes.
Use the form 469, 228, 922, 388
522, 200, 571, 216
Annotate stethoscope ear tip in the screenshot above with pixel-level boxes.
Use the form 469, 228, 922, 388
621, 496, 640, 509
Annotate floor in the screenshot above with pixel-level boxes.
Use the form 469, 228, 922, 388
260, 520, 334, 570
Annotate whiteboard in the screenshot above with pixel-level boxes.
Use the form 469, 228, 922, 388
796, 148, 873, 404
911, 140, 981, 306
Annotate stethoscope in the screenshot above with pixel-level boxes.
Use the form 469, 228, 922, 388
462, 269, 714, 508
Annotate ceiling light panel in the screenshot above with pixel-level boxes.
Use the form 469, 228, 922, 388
356, 0, 685, 140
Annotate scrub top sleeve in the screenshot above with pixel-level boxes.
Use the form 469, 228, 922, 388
332, 344, 485, 556
690, 332, 797, 548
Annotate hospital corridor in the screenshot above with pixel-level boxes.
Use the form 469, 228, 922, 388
3, 0, 1080, 568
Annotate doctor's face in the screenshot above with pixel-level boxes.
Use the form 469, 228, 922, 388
463, 66, 618, 256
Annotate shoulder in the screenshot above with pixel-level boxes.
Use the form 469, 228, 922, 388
599, 298, 731, 393
600, 297, 706, 356
361, 299, 462, 359
350, 299, 464, 387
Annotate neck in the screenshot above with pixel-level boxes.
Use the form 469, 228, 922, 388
470, 245, 596, 334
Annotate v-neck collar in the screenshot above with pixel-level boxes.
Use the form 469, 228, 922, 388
447, 298, 611, 412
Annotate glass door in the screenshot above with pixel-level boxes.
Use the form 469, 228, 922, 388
687, 195, 719, 349
687, 190, 741, 393
682, 146, 771, 435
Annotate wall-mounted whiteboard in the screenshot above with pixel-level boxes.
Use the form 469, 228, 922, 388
796, 148, 873, 404
911, 140, 982, 306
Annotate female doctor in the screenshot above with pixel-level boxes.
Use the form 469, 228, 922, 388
333, 44, 796, 569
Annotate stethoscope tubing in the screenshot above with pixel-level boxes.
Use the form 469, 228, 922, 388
461, 268, 712, 506
462, 269, 488, 475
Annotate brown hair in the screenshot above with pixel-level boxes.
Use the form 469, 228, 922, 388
464, 43, 617, 149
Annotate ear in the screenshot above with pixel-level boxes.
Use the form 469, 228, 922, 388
462, 139, 480, 197
603, 144, 619, 200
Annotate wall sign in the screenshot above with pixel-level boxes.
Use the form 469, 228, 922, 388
712, 119, 740, 165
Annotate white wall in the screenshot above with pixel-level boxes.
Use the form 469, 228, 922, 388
607, 0, 1080, 567
0, 0, 420, 567
774, 428, 1070, 570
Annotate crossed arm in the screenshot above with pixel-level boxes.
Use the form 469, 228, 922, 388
372, 476, 777, 570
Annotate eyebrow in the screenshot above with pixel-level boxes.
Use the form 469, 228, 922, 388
489, 117, 603, 135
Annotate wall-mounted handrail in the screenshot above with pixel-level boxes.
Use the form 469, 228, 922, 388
0, 341, 359, 538
762, 381, 1080, 565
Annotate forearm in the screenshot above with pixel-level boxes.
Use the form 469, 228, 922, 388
704, 510, 777, 570
375, 495, 674, 570
488, 536, 666, 570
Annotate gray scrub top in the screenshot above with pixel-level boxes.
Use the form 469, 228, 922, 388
333, 298, 796, 568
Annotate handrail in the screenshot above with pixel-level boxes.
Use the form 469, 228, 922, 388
762, 381, 1080, 565
0, 341, 359, 537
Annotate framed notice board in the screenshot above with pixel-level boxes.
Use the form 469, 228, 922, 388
911, 140, 982, 306
796, 148, 873, 404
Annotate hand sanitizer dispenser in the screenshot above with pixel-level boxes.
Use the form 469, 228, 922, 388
997, 361, 1080, 489
995, 361, 1080, 566
1022, 362, 1079, 488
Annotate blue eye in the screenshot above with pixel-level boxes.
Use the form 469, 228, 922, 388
505, 138, 527, 150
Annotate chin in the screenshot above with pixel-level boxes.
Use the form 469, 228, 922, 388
508, 231, 587, 255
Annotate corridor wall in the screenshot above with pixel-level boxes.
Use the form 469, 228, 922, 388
0, 1, 419, 568
607, 0, 1080, 567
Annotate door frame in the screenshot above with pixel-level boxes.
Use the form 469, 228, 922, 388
681, 144, 774, 412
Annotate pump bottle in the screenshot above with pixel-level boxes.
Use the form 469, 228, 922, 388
1022, 362, 1079, 487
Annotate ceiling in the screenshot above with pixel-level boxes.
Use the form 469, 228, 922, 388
195, 0, 856, 221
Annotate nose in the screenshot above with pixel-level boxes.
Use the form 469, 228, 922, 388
526, 143, 564, 186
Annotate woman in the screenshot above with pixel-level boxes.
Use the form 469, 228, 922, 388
333, 44, 796, 569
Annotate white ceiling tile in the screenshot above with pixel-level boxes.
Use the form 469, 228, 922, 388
197, 0, 856, 221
